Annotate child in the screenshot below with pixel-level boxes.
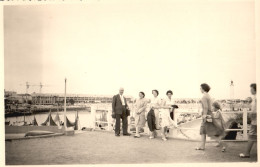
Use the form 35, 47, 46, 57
208, 101, 227, 152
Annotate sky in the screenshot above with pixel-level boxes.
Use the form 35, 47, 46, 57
3, 0, 256, 99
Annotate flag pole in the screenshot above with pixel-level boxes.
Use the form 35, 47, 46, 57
64, 78, 67, 130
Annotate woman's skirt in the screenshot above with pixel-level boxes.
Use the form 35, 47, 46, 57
159, 109, 176, 128
147, 109, 156, 131
200, 118, 226, 139
134, 112, 146, 128
154, 109, 160, 129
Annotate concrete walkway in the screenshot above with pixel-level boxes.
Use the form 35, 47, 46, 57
5, 130, 257, 165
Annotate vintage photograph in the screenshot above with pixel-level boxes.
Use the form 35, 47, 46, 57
2, 0, 258, 165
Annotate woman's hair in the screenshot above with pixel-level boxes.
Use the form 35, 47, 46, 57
166, 90, 173, 95
212, 101, 221, 110
152, 89, 159, 96
139, 91, 145, 97
200, 83, 211, 92
250, 83, 256, 92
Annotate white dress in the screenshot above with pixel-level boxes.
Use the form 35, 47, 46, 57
159, 97, 176, 128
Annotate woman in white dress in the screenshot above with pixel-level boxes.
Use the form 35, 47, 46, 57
147, 90, 161, 139
160, 90, 177, 141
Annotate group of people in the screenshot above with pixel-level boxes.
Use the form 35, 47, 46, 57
134, 89, 177, 140
195, 83, 257, 158
111, 83, 257, 158
112, 88, 177, 141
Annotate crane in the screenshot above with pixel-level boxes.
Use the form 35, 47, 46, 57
19, 82, 50, 94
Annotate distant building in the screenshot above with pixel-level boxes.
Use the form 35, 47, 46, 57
4, 90, 32, 104
4, 90, 17, 97
31, 93, 133, 105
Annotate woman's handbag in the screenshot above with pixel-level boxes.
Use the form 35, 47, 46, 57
112, 112, 116, 119
126, 108, 131, 117
206, 115, 213, 122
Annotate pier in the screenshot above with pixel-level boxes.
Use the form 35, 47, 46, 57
5, 106, 257, 165
5, 130, 257, 165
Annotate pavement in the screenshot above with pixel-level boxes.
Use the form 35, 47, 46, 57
5, 130, 257, 165
5, 133, 64, 141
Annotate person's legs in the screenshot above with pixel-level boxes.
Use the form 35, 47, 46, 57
125, 116, 128, 133
164, 127, 168, 136
136, 126, 139, 134
218, 138, 227, 152
135, 127, 140, 137
161, 127, 167, 140
196, 123, 206, 150
244, 140, 255, 156
199, 134, 206, 149
122, 112, 128, 134
161, 127, 165, 137
215, 140, 221, 147
149, 131, 155, 139
115, 114, 121, 135
240, 125, 257, 157
134, 115, 140, 137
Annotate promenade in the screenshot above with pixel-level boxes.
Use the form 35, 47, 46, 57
5, 130, 257, 165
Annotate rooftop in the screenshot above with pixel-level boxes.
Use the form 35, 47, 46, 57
30, 93, 133, 98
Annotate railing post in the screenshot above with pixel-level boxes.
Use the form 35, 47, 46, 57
174, 110, 178, 126
107, 109, 112, 131
91, 106, 96, 131
243, 109, 248, 140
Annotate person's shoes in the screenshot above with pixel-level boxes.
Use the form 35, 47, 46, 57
215, 143, 221, 147
162, 137, 167, 141
123, 133, 131, 136
195, 147, 205, 151
221, 147, 226, 152
134, 134, 140, 138
239, 153, 250, 158
149, 136, 154, 139
115, 134, 120, 137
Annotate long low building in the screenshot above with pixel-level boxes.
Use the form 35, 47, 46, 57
31, 93, 133, 105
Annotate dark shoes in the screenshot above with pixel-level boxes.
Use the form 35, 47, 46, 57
115, 133, 131, 136
123, 133, 131, 136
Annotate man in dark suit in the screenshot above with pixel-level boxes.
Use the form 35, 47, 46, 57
112, 87, 131, 136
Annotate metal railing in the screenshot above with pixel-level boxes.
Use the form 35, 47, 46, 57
173, 109, 252, 141
90, 106, 252, 141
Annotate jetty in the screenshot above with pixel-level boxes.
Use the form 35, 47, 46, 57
5, 105, 258, 165
5, 130, 257, 165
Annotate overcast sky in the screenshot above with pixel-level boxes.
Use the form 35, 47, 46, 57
4, 0, 256, 99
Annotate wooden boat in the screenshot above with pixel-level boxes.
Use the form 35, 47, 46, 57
25, 130, 54, 137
